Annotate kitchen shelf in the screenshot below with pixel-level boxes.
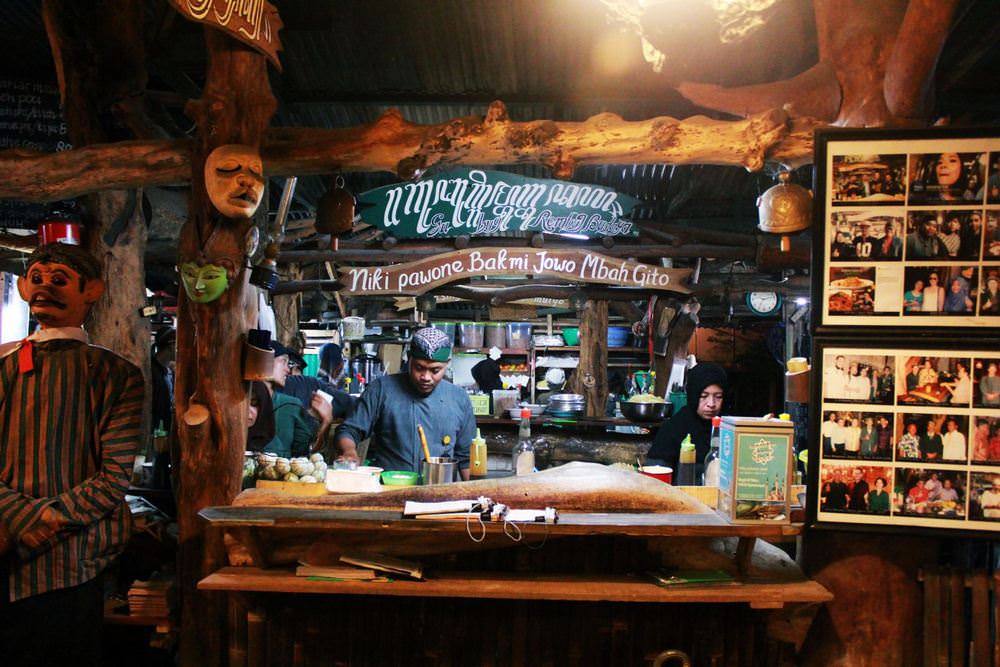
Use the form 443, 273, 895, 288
529, 344, 650, 403
453, 347, 530, 355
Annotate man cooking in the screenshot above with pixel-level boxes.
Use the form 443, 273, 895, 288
645, 362, 727, 478
334, 327, 476, 479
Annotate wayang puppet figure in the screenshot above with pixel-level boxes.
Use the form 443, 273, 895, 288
0, 243, 144, 667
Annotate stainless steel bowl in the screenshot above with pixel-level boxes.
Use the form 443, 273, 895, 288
620, 400, 670, 422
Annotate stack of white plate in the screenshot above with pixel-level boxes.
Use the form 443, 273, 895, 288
546, 393, 586, 417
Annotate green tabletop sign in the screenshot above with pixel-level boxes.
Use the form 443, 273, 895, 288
357, 168, 641, 239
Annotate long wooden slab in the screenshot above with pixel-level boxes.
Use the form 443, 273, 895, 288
198, 506, 803, 540
198, 567, 831, 609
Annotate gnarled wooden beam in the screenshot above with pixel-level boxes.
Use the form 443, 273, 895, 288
673, 0, 960, 127
0, 105, 814, 203
678, 61, 842, 122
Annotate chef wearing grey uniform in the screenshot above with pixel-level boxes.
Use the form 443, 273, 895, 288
334, 328, 475, 478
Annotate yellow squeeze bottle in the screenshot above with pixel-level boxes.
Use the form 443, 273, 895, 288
677, 434, 697, 485
470, 428, 488, 479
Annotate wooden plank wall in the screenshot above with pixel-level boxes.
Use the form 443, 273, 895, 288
234, 596, 782, 666
222, 536, 800, 666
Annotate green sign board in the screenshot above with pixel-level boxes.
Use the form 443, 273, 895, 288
357, 168, 641, 239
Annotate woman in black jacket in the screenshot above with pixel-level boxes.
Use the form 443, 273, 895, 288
645, 362, 728, 477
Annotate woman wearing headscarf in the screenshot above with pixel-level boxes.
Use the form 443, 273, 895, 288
646, 362, 727, 478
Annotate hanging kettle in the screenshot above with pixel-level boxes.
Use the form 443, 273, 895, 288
315, 175, 355, 241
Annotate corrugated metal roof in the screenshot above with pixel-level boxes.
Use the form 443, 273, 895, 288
0, 0, 996, 235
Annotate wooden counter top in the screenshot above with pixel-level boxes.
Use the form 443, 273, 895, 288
199, 566, 831, 609
199, 505, 802, 541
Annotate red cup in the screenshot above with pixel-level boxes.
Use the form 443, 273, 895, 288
639, 466, 673, 484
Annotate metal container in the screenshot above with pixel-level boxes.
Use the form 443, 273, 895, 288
546, 393, 585, 417
341, 316, 366, 340
620, 401, 670, 422
421, 456, 457, 485
349, 353, 385, 385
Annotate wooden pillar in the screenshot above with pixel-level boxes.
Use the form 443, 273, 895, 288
175, 26, 275, 667
574, 299, 608, 417
42, 0, 151, 432
653, 298, 671, 397
273, 264, 302, 347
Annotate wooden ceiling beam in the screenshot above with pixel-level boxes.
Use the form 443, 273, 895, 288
0, 105, 817, 203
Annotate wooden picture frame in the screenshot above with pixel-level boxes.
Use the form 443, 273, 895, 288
812, 127, 1000, 333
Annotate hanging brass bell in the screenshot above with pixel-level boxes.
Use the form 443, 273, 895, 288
757, 171, 812, 252
758, 170, 812, 228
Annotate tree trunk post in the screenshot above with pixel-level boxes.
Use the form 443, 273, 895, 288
575, 299, 609, 418
174, 26, 275, 667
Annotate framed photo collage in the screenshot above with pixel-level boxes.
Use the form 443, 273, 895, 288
811, 129, 1000, 534
815, 346, 1000, 531
818, 133, 1000, 328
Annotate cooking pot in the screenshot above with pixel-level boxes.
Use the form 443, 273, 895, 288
620, 400, 670, 422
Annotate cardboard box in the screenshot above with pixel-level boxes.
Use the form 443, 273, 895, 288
718, 416, 793, 523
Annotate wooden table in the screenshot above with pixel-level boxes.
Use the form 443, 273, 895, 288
199, 506, 803, 575
198, 507, 831, 665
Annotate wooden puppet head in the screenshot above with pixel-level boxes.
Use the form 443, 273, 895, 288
17, 243, 105, 329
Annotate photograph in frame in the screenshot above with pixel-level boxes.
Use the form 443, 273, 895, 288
897, 355, 972, 406
971, 416, 1000, 464
829, 210, 903, 262
821, 409, 893, 460
973, 358, 1000, 408
907, 152, 986, 206
822, 351, 895, 404
894, 412, 969, 463
969, 472, 1000, 521
818, 462, 894, 516
978, 266, 1000, 315
830, 154, 907, 205
893, 468, 966, 520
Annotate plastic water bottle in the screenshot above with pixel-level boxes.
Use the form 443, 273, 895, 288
703, 416, 722, 487
513, 408, 535, 475
677, 434, 696, 485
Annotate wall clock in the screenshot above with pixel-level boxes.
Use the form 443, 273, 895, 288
746, 291, 782, 316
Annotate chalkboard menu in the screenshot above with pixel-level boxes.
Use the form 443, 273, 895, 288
0, 79, 71, 230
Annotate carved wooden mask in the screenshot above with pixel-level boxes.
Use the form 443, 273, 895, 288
204, 144, 265, 219
180, 261, 232, 303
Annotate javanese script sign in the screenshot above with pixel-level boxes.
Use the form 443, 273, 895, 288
169, 0, 283, 70
357, 168, 641, 239
341, 248, 691, 296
